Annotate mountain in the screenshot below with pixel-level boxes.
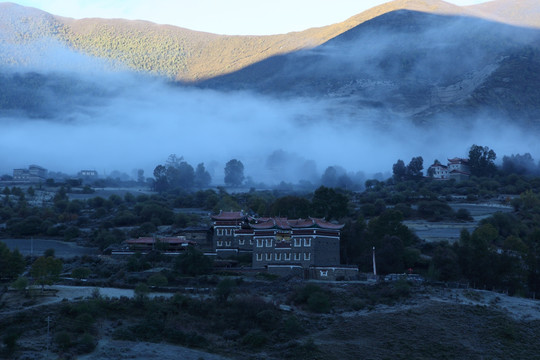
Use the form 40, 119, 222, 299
1, 0, 540, 127
199, 8, 540, 126
2, 0, 538, 82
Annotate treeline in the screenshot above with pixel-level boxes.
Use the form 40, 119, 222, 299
393, 144, 540, 181
0, 183, 348, 251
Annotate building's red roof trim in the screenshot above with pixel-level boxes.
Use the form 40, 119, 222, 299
211, 210, 245, 221
126, 237, 195, 245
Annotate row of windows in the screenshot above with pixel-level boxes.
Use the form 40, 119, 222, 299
256, 238, 312, 248
216, 239, 253, 247
216, 228, 234, 236
256, 252, 311, 261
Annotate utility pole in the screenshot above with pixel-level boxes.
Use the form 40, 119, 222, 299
372, 246, 377, 276
46, 316, 50, 355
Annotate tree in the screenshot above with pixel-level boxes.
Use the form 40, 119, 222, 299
321, 166, 338, 188
194, 163, 212, 188
0, 243, 25, 280
311, 186, 348, 220
30, 256, 63, 291
468, 144, 497, 177
392, 160, 407, 181
175, 247, 213, 276
153, 165, 168, 192
137, 169, 145, 184
502, 153, 537, 175
224, 159, 245, 187
406, 156, 423, 179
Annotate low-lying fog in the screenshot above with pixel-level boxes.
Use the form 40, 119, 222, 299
1, 40, 539, 185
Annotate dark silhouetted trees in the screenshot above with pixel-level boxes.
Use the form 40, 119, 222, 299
194, 163, 212, 188
224, 159, 244, 187
468, 144, 497, 177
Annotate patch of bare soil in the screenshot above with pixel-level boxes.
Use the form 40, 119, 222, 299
78, 339, 232, 360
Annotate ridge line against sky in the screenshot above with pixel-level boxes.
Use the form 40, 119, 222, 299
11, 0, 489, 35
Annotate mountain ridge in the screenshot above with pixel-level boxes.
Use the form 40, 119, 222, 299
2, 0, 538, 81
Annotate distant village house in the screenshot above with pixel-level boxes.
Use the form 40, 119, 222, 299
429, 158, 470, 181
12, 164, 48, 183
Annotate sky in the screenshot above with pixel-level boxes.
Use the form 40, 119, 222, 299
12, 0, 489, 35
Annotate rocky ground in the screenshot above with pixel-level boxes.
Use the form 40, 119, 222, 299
2, 281, 540, 360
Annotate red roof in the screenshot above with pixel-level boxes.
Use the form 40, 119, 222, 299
212, 211, 245, 221
430, 163, 447, 169
448, 157, 468, 164
126, 236, 195, 245
250, 217, 343, 230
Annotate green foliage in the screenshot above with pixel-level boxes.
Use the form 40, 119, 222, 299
0, 243, 25, 280
134, 282, 150, 300
147, 272, 168, 287
175, 247, 213, 276
469, 144, 497, 177
54, 331, 72, 351
215, 278, 236, 302
224, 159, 245, 187
292, 284, 332, 313
30, 255, 63, 290
417, 200, 454, 221
71, 267, 91, 280
311, 186, 348, 220
11, 276, 28, 292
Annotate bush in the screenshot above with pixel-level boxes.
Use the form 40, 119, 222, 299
456, 208, 473, 221
54, 331, 72, 351
292, 284, 332, 313
242, 330, 268, 349
306, 291, 331, 313
77, 333, 96, 354
147, 273, 168, 287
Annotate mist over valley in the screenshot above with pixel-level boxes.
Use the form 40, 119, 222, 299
2, 0, 540, 186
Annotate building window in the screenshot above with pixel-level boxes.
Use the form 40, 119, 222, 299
266, 253, 272, 261
304, 253, 311, 261
239, 239, 245, 245
266, 239, 272, 247
256, 253, 262, 261
304, 238, 311, 247
217, 241, 222, 247
249, 239, 253, 245
257, 239, 263, 248
320, 270, 328, 277
294, 238, 301, 247
225, 241, 231, 247
275, 253, 281, 261
285, 253, 291, 261
217, 229, 223, 236
294, 253, 300, 261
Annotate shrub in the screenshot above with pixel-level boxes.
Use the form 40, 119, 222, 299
54, 331, 72, 351
456, 208, 473, 221
242, 330, 268, 349
77, 333, 96, 354
306, 291, 331, 313
147, 273, 168, 287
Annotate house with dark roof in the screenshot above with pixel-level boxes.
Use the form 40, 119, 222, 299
123, 236, 196, 254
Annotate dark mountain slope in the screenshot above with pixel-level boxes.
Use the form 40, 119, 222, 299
3, 0, 534, 82
199, 10, 540, 126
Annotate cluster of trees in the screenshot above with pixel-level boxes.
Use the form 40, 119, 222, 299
392, 156, 424, 181
393, 144, 540, 181
153, 155, 246, 192
153, 154, 212, 192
